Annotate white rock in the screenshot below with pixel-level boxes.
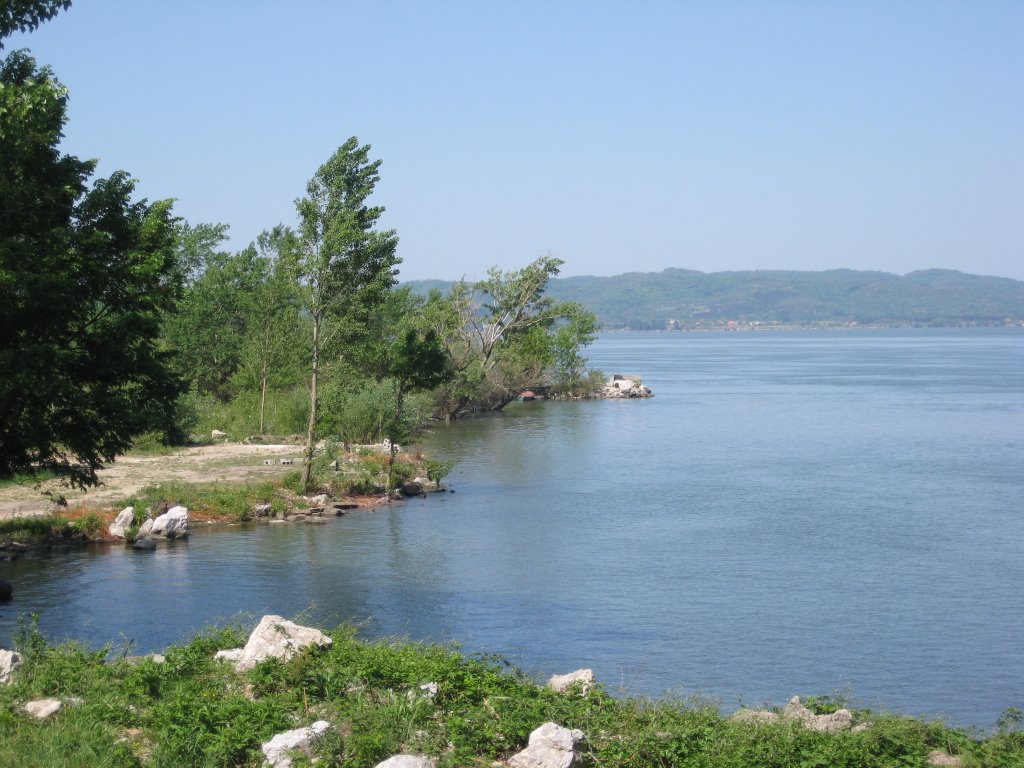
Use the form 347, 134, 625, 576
419, 682, 439, 699
926, 751, 963, 767
236, 615, 333, 672
0, 649, 21, 684
261, 720, 331, 768
24, 698, 62, 719
307, 494, 330, 507
137, 518, 154, 537
214, 648, 244, 663
151, 506, 189, 538
374, 756, 436, 768
507, 722, 584, 768
109, 506, 135, 539
546, 669, 594, 694
212, 430, 227, 439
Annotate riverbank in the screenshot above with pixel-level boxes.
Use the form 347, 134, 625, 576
1, 616, 1019, 767
0, 442, 441, 552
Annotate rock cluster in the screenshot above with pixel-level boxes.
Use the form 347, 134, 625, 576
731, 696, 857, 733
600, 375, 652, 399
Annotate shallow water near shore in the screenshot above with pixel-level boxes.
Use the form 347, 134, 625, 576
2, 328, 1022, 727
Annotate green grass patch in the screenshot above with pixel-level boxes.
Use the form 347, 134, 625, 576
120, 480, 283, 522
0, 618, 1019, 767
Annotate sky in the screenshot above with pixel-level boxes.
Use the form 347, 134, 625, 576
8, 1, 1023, 282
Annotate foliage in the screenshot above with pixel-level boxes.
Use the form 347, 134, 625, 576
0, 0, 71, 43
293, 137, 401, 490
0, 51, 182, 488
425, 255, 599, 418
423, 457, 457, 486
120, 480, 281, 522
0, 619, 1020, 768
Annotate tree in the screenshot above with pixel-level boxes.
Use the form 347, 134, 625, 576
294, 138, 400, 490
231, 226, 307, 434
0, 52, 181, 487
0, 0, 71, 44
425, 255, 598, 419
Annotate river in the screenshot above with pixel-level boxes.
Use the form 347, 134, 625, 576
1, 328, 1022, 726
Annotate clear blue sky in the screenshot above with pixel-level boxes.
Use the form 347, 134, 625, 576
10, 1, 1023, 281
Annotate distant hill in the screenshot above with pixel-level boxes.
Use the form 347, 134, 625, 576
404, 268, 1024, 329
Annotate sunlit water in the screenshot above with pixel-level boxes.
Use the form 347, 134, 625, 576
2, 329, 1022, 726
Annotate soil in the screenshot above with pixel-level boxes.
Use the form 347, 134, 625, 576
0, 443, 306, 521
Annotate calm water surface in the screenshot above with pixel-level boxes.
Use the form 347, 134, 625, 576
2, 329, 1022, 726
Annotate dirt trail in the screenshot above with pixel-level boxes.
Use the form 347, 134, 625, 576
0, 444, 305, 520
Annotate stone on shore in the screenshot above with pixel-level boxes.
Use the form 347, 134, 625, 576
0, 649, 21, 684
732, 696, 854, 733
253, 502, 273, 517
137, 518, 154, 538
109, 506, 135, 539
546, 669, 595, 694
373, 756, 436, 768
133, 537, 157, 551
926, 751, 963, 767
400, 479, 425, 497
228, 615, 333, 672
507, 722, 584, 768
261, 720, 331, 768
24, 698, 62, 719
151, 506, 188, 539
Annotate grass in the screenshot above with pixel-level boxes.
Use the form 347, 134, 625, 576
0, 617, 1021, 767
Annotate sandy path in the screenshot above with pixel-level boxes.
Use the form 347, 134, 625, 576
0, 444, 306, 520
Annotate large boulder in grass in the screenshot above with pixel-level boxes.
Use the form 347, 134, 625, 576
261, 720, 332, 768
234, 615, 332, 672
24, 698, 62, 719
507, 722, 584, 768
151, 506, 188, 539
109, 506, 135, 539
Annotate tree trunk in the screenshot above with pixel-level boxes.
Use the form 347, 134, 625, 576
301, 315, 321, 491
258, 366, 268, 435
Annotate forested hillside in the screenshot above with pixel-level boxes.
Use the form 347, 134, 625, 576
408, 268, 1024, 329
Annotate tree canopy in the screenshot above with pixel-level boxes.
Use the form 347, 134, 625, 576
0, 51, 181, 487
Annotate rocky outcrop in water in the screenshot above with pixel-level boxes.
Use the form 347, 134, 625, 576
151, 506, 189, 538
600, 375, 652, 399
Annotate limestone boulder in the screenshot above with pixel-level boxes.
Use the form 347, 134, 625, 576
214, 648, 244, 664
0, 649, 21, 684
137, 518, 154, 538
235, 615, 333, 671
374, 756, 436, 768
25, 698, 62, 719
109, 506, 135, 539
151, 506, 188, 539
546, 668, 594, 694
507, 722, 584, 768
261, 720, 332, 768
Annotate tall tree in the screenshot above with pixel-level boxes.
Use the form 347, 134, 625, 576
0, 51, 181, 487
294, 138, 400, 490
232, 225, 307, 434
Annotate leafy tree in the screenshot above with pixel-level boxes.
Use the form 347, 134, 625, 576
425, 255, 598, 419
162, 223, 266, 399
231, 226, 307, 434
0, 0, 70, 43
294, 138, 400, 490
0, 51, 181, 487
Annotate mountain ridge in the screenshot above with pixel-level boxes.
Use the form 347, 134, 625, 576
403, 267, 1024, 329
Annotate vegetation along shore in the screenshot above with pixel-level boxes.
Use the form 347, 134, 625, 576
1, 615, 1022, 767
